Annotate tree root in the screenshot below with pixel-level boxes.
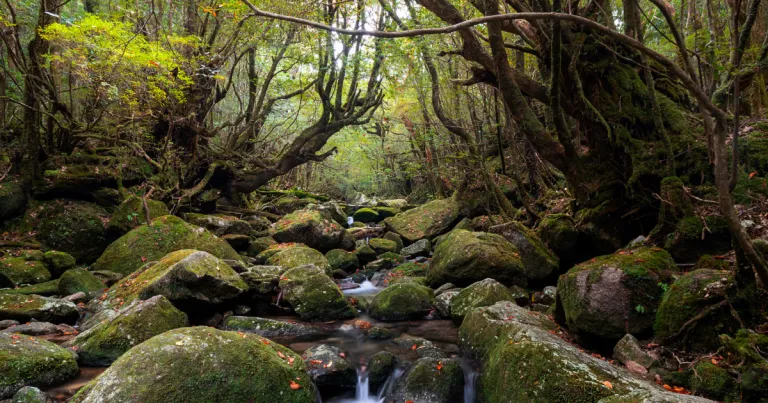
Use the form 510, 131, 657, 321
666, 299, 728, 344
173, 163, 218, 212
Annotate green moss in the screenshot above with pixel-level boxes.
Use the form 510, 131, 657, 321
368, 238, 397, 255
246, 237, 277, 257
0, 333, 79, 399
57, 269, 106, 298
450, 279, 514, 324
42, 251, 76, 277
383, 198, 460, 242
266, 246, 331, 274
278, 265, 356, 321
490, 222, 559, 282
689, 362, 736, 401
0, 181, 26, 223
0, 293, 78, 323
271, 210, 345, 251
382, 232, 403, 252
36, 200, 110, 263
392, 262, 428, 277
1, 280, 60, 296
325, 249, 359, 272
107, 196, 169, 237
369, 282, 434, 321
352, 208, 379, 223
372, 207, 400, 220
0, 257, 51, 288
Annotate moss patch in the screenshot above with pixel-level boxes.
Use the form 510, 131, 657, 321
0, 333, 79, 399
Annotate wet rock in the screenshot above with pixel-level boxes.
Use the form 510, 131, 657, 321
434, 290, 460, 318
368, 351, 396, 395
0, 181, 27, 223
221, 316, 323, 338
239, 265, 284, 295
57, 269, 105, 299
325, 249, 359, 273
0, 319, 20, 330
0, 294, 78, 324
62, 292, 88, 303
1, 280, 60, 297
384, 198, 460, 242
427, 230, 525, 288
434, 283, 456, 296
372, 207, 400, 221
382, 232, 404, 253
369, 282, 434, 321
89, 270, 123, 286
393, 337, 447, 359
354, 245, 378, 265
184, 213, 252, 236
0, 333, 79, 398
303, 344, 356, 389
353, 208, 379, 223
536, 213, 579, 265
10, 386, 50, 403
246, 236, 277, 257
67, 295, 188, 366
507, 285, 530, 306
613, 334, 657, 369
107, 196, 169, 238
368, 238, 397, 255
450, 279, 515, 324
379, 199, 408, 210
271, 209, 347, 251
91, 215, 242, 276
390, 357, 464, 403
1, 321, 60, 336
279, 265, 356, 322
36, 200, 110, 263
489, 222, 559, 282
69, 327, 318, 403
400, 239, 432, 259
266, 245, 331, 274
42, 251, 76, 278
0, 257, 51, 288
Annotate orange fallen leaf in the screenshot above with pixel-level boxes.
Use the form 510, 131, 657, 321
603, 381, 613, 389
289, 380, 301, 390
436, 362, 443, 371
277, 351, 286, 359
411, 344, 418, 351
663, 384, 672, 391
750, 171, 758, 179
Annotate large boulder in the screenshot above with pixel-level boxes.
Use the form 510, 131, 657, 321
427, 230, 525, 288
368, 351, 396, 394
37, 200, 110, 262
325, 249, 359, 273
106, 196, 169, 238
0, 333, 79, 398
369, 282, 434, 321
239, 265, 284, 295
221, 316, 323, 339
0, 294, 78, 324
266, 246, 331, 274
66, 295, 188, 366
400, 239, 431, 258
91, 215, 242, 276
368, 238, 397, 255
557, 247, 678, 341
278, 265, 356, 322
352, 208, 379, 223
0, 181, 26, 223
383, 198, 460, 242
42, 251, 76, 278
450, 278, 514, 324
0, 257, 51, 288
70, 327, 319, 403
303, 344, 356, 390
389, 357, 464, 403
57, 269, 105, 299
94, 250, 247, 311
271, 210, 347, 251
536, 213, 579, 265
489, 222, 559, 282
184, 213, 251, 236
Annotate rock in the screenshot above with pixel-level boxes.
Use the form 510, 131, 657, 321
107, 196, 169, 238
67, 295, 188, 366
354, 245, 378, 265
368, 351, 396, 395
369, 282, 434, 321
689, 362, 736, 401
434, 283, 456, 296
0, 333, 79, 398
10, 386, 50, 403
507, 285, 530, 306
221, 316, 323, 338
62, 292, 87, 303
389, 357, 464, 403
94, 250, 247, 311
184, 213, 251, 236
1, 280, 59, 297
246, 236, 277, 256
273, 195, 316, 215
41, 251, 76, 278
368, 238, 397, 255
57, 269, 105, 299
0, 294, 78, 323
69, 327, 318, 403
383, 198, 459, 242
271, 210, 347, 251
279, 265, 356, 321
539, 285, 557, 305
450, 278, 515, 324
654, 269, 738, 351
392, 337, 447, 359
0, 322, 60, 336
239, 265, 284, 295
372, 207, 400, 221
392, 262, 428, 277
353, 208, 379, 223
325, 249, 359, 273
380, 199, 408, 209
400, 239, 432, 259
303, 344, 356, 389
221, 234, 251, 251
427, 230, 525, 288
307, 202, 347, 226
0, 257, 51, 288
665, 215, 731, 263
434, 290, 460, 318
0, 320, 20, 329
489, 222, 559, 282
382, 232, 404, 253
89, 270, 123, 286
557, 246, 678, 341
266, 246, 332, 274
36, 200, 110, 262
613, 334, 657, 369
0, 181, 26, 223
91, 215, 242, 276
536, 213, 579, 264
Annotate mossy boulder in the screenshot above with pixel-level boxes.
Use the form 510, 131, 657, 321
66, 295, 188, 366
352, 208, 379, 223
238, 265, 284, 295
368, 351, 396, 395
0, 294, 78, 323
382, 232, 404, 252
369, 282, 434, 321
57, 269, 105, 299
383, 198, 460, 243
184, 213, 251, 236
36, 200, 110, 262
368, 238, 397, 255
372, 207, 400, 220
689, 362, 736, 401
664, 215, 731, 263
221, 316, 323, 338
380, 199, 408, 209
0, 181, 26, 223
246, 237, 277, 257
427, 230, 526, 288
303, 344, 356, 389
325, 249, 359, 273
389, 357, 464, 403
400, 239, 431, 258
107, 196, 169, 238
449, 278, 515, 324
256, 243, 305, 262
95, 250, 247, 310
0, 257, 51, 288
654, 269, 738, 351
489, 222, 559, 282
70, 327, 318, 403
537, 213, 579, 264
91, 215, 242, 276
271, 210, 347, 251
266, 246, 331, 274
434, 290, 460, 318
392, 262, 428, 277
0, 333, 79, 398
273, 196, 316, 215
354, 245, 378, 264
278, 265, 356, 322
9, 386, 49, 403
2, 280, 60, 296
42, 251, 76, 278
557, 247, 677, 341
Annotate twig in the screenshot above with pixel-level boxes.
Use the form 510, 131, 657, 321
142, 187, 155, 225
0, 164, 11, 181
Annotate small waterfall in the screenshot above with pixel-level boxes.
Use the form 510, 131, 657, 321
342, 280, 379, 295
355, 369, 371, 401
461, 360, 478, 403
376, 367, 403, 399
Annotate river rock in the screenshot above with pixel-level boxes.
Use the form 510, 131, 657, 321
369, 282, 434, 321
36, 200, 110, 263
368, 351, 396, 394
354, 245, 378, 265
69, 327, 318, 403
400, 239, 431, 258
303, 344, 356, 390
184, 213, 252, 237
239, 265, 284, 295
352, 208, 379, 223
2, 280, 59, 297
271, 209, 348, 251
383, 198, 460, 242
221, 316, 323, 338
389, 357, 464, 403
0, 257, 51, 288
0, 333, 79, 398
57, 269, 105, 299
450, 278, 515, 324
427, 230, 525, 288
266, 245, 332, 274
613, 334, 657, 369
9, 386, 50, 403
42, 251, 76, 278
0, 322, 61, 336
0, 294, 78, 324
325, 249, 359, 273
368, 238, 397, 255
246, 236, 277, 257
434, 290, 460, 318
107, 196, 169, 238
0, 181, 26, 223
67, 295, 188, 366
489, 221, 559, 282
278, 265, 356, 321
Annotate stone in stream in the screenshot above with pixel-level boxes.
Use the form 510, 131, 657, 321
383, 198, 460, 243
368, 351, 396, 395
354, 245, 378, 265
0, 319, 20, 330
352, 208, 379, 223
369, 282, 434, 321
57, 268, 105, 299
0, 333, 79, 398
271, 209, 349, 251
368, 238, 398, 255
0, 257, 51, 288
9, 386, 50, 403
449, 278, 514, 324
434, 282, 456, 296
266, 246, 332, 274
392, 337, 447, 359
221, 316, 325, 339
382, 232, 404, 253
0, 321, 65, 336
389, 357, 464, 403
302, 344, 356, 390
42, 251, 76, 278
239, 265, 284, 295
1, 280, 60, 297
489, 221, 559, 282
434, 289, 460, 318
400, 238, 432, 259
325, 249, 359, 273
69, 327, 319, 403
0, 294, 79, 324
184, 213, 252, 236
278, 264, 356, 322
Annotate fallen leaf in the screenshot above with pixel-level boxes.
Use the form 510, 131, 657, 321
289, 380, 301, 390
603, 381, 613, 389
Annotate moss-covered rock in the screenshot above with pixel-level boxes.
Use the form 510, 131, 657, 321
368, 238, 397, 255
238, 265, 284, 295
9, 386, 49, 403
273, 196, 316, 215
689, 362, 736, 401
557, 247, 677, 341
434, 290, 460, 318
184, 213, 251, 236
107, 196, 169, 238
369, 282, 434, 321
383, 198, 460, 243
389, 357, 464, 403
67, 295, 188, 366
489, 222, 559, 282
0, 181, 27, 223
0, 257, 51, 288
654, 269, 737, 351
271, 210, 347, 251
36, 200, 110, 263
368, 351, 396, 395
537, 214, 579, 265
664, 215, 731, 263
382, 232, 404, 252
0, 333, 79, 398
70, 327, 318, 403
2, 280, 60, 296
91, 215, 242, 276
303, 344, 356, 389
95, 250, 247, 311
266, 246, 331, 274
354, 245, 378, 265
42, 251, 76, 278
325, 249, 359, 273
450, 278, 514, 324
372, 207, 400, 220
400, 239, 431, 258
57, 269, 104, 299
246, 237, 277, 257
0, 294, 78, 323
278, 265, 355, 322
352, 208, 379, 223
221, 316, 322, 338
427, 230, 525, 288
392, 262, 428, 277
